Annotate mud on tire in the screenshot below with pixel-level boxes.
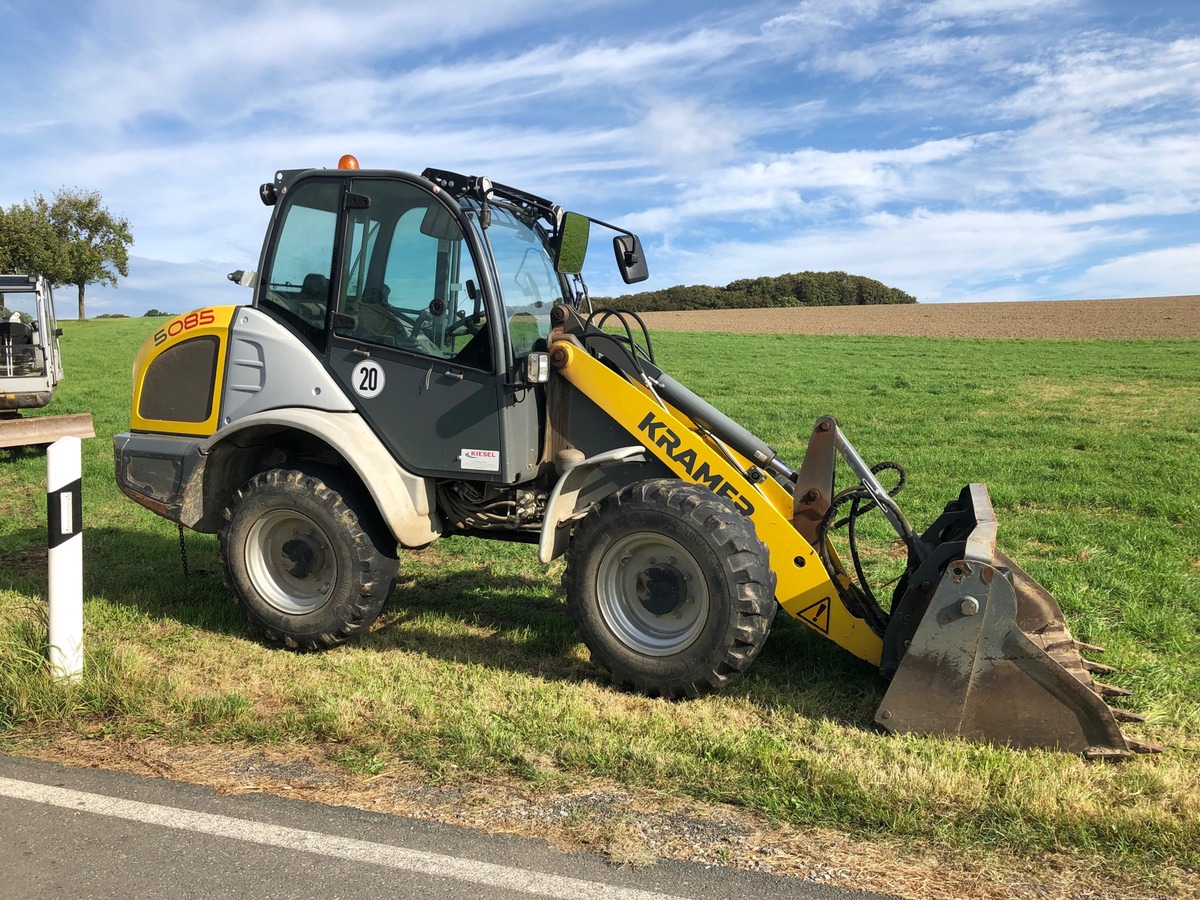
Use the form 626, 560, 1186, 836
219, 467, 399, 650
564, 479, 777, 699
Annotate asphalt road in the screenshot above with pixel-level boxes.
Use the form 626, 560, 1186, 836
1, 754, 894, 900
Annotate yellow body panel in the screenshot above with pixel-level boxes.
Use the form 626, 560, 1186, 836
551, 340, 883, 666
129, 306, 236, 437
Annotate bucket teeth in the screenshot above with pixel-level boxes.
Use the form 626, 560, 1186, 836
1108, 707, 1146, 723
1083, 731, 1160, 759
875, 493, 1161, 759
1126, 736, 1164, 754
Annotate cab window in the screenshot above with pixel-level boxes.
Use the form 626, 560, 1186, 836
335, 181, 489, 370
473, 204, 564, 358
259, 179, 339, 347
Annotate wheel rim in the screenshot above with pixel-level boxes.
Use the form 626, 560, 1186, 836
244, 509, 339, 615
595, 532, 709, 656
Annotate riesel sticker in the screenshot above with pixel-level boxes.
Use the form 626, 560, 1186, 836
351, 360, 385, 398
461, 449, 500, 472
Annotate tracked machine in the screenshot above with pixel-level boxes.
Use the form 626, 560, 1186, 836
1, 273, 64, 415
114, 156, 1156, 759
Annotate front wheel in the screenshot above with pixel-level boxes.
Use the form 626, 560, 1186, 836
564, 479, 777, 699
219, 467, 398, 650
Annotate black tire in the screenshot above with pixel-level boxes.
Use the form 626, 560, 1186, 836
564, 479, 777, 699
219, 467, 399, 650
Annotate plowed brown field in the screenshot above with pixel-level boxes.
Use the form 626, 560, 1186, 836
635, 295, 1200, 339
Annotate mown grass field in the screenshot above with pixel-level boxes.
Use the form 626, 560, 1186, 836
2, 315, 1198, 898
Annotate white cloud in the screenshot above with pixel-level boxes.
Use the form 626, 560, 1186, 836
637, 98, 744, 170
621, 135, 982, 235
1061, 244, 1200, 300
763, 0, 889, 34
6, 1, 1200, 315
1000, 36, 1200, 119
643, 205, 1150, 303
50, 0, 573, 129
915, 0, 1079, 25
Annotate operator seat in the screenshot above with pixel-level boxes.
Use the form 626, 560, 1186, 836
299, 273, 329, 305
0, 321, 35, 374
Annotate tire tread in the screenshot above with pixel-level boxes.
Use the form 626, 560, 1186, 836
565, 478, 776, 700
218, 466, 398, 651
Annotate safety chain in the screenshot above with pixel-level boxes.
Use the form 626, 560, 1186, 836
177, 523, 212, 578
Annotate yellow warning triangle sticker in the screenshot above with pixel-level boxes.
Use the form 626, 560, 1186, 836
797, 597, 831, 634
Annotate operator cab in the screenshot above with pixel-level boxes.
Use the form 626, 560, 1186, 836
245, 157, 647, 486
0, 273, 64, 414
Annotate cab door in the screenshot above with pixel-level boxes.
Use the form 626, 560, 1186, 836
323, 177, 508, 480
38, 279, 64, 389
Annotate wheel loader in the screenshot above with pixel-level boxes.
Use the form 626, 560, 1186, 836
113, 156, 1156, 759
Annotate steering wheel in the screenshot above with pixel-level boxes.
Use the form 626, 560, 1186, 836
446, 310, 485, 339
406, 307, 439, 342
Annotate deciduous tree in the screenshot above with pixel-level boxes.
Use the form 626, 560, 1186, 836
0, 201, 70, 283
44, 188, 133, 321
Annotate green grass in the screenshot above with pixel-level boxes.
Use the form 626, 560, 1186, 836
2, 318, 1198, 894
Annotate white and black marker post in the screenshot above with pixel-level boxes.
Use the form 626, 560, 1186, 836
47, 435, 83, 680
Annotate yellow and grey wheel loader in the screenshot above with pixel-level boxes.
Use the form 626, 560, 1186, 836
113, 157, 1157, 759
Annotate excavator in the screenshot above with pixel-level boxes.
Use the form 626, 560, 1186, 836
113, 156, 1156, 759
1, 273, 63, 415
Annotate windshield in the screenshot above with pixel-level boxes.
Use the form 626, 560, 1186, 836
0, 286, 46, 378
471, 203, 565, 356
0, 288, 39, 327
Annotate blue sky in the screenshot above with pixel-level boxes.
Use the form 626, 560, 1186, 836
2, 0, 1198, 316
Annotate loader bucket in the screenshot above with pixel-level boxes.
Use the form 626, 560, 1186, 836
876, 485, 1158, 759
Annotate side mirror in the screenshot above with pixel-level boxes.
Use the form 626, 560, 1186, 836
613, 234, 649, 284
555, 212, 590, 274
228, 270, 258, 289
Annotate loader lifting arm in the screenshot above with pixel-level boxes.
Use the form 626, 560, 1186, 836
548, 304, 1158, 758
547, 310, 885, 666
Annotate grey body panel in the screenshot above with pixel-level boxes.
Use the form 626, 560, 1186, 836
220, 308, 354, 425
114, 409, 441, 548
201, 408, 441, 547
0, 375, 53, 410
538, 446, 647, 563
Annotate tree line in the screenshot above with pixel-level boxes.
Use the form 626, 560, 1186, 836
0, 188, 132, 320
593, 270, 916, 312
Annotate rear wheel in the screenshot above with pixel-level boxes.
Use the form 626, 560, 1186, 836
564, 479, 777, 698
219, 467, 398, 650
